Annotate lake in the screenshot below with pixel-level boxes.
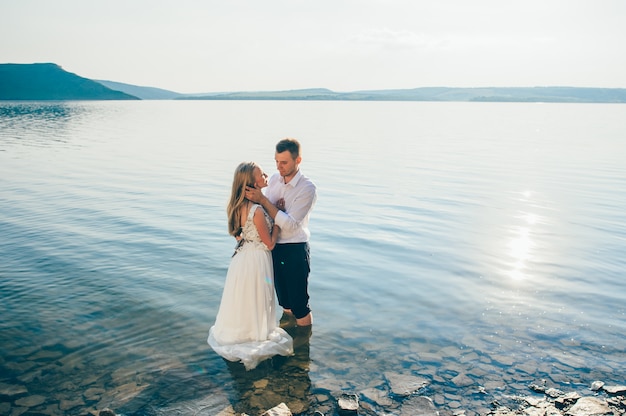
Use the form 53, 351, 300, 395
1, 100, 625, 415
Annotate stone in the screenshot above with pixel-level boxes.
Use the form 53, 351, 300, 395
29, 349, 63, 360
554, 392, 581, 409
15, 394, 46, 407
491, 354, 515, 366
448, 400, 462, 409
529, 383, 547, 393
216, 405, 237, 415
262, 402, 292, 416
285, 398, 308, 415
337, 393, 359, 414
109, 381, 149, 402
459, 352, 480, 363
84, 387, 106, 401
60, 398, 85, 411
253, 379, 269, 389
384, 371, 429, 396
99, 408, 116, 416
545, 388, 564, 398
452, 373, 474, 387
360, 387, 393, 407
151, 394, 233, 416
590, 381, 604, 391
544, 404, 562, 416
603, 385, 626, 395
489, 406, 518, 416
4, 361, 37, 372
565, 397, 611, 416
0, 382, 28, 396
524, 406, 546, 416
400, 396, 438, 416
10, 406, 29, 416
524, 396, 544, 407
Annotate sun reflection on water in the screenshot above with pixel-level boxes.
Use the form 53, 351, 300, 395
506, 191, 539, 281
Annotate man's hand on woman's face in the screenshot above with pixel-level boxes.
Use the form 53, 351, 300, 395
245, 186, 262, 203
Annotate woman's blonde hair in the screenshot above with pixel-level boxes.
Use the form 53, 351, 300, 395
227, 162, 258, 236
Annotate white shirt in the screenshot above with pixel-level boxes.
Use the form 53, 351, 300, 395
265, 170, 317, 244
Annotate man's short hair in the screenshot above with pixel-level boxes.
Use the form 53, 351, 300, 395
276, 138, 301, 159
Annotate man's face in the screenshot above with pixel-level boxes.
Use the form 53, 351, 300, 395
275, 150, 300, 178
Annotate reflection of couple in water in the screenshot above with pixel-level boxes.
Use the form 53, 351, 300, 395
207, 138, 317, 372
225, 325, 313, 415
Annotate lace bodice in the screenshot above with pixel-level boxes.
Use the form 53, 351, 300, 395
235, 204, 273, 254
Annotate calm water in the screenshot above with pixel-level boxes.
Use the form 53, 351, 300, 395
1, 100, 625, 415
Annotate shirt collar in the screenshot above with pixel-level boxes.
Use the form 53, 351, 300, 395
281, 169, 302, 187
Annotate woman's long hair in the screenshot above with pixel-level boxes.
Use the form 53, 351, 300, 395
227, 162, 258, 236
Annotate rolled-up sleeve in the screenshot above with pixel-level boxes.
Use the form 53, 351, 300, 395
274, 185, 317, 233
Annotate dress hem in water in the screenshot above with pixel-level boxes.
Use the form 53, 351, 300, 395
207, 326, 294, 370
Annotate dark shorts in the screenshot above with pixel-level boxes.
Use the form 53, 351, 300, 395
272, 242, 311, 319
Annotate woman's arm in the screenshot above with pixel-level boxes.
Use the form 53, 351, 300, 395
254, 207, 279, 250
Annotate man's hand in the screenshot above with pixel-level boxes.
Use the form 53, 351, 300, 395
245, 185, 280, 220
245, 186, 262, 203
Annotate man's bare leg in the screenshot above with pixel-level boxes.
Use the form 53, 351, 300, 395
296, 312, 312, 327
280, 309, 296, 328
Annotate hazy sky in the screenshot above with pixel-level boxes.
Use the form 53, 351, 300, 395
2, 0, 625, 93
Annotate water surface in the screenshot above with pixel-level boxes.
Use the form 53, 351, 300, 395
1, 101, 625, 415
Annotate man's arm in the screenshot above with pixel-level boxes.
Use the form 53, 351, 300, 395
274, 185, 316, 232
245, 186, 280, 219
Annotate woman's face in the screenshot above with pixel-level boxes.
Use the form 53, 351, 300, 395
252, 166, 269, 189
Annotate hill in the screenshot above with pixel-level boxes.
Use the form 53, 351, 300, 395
96, 80, 182, 100
0, 63, 139, 100
3, 63, 626, 103
180, 86, 626, 103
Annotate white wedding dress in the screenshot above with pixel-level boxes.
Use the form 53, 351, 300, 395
207, 204, 293, 370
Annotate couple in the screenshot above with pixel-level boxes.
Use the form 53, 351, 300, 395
207, 138, 317, 370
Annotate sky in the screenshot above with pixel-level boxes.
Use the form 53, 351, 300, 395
2, 0, 626, 94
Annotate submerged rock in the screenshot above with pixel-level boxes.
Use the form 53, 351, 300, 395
452, 373, 474, 387
384, 371, 429, 396
360, 386, 394, 407
0, 382, 28, 396
337, 393, 359, 414
14, 394, 46, 407
261, 402, 292, 416
400, 396, 438, 416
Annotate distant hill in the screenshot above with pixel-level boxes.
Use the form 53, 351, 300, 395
3, 63, 626, 103
0, 63, 139, 100
96, 80, 182, 100
180, 86, 626, 103
180, 88, 337, 100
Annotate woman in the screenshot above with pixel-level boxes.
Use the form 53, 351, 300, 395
207, 162, 293, 370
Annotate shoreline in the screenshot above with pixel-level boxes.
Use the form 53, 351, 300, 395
2, 324, 624, 415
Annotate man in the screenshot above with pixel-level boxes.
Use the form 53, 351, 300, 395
245, 138, 317, 327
